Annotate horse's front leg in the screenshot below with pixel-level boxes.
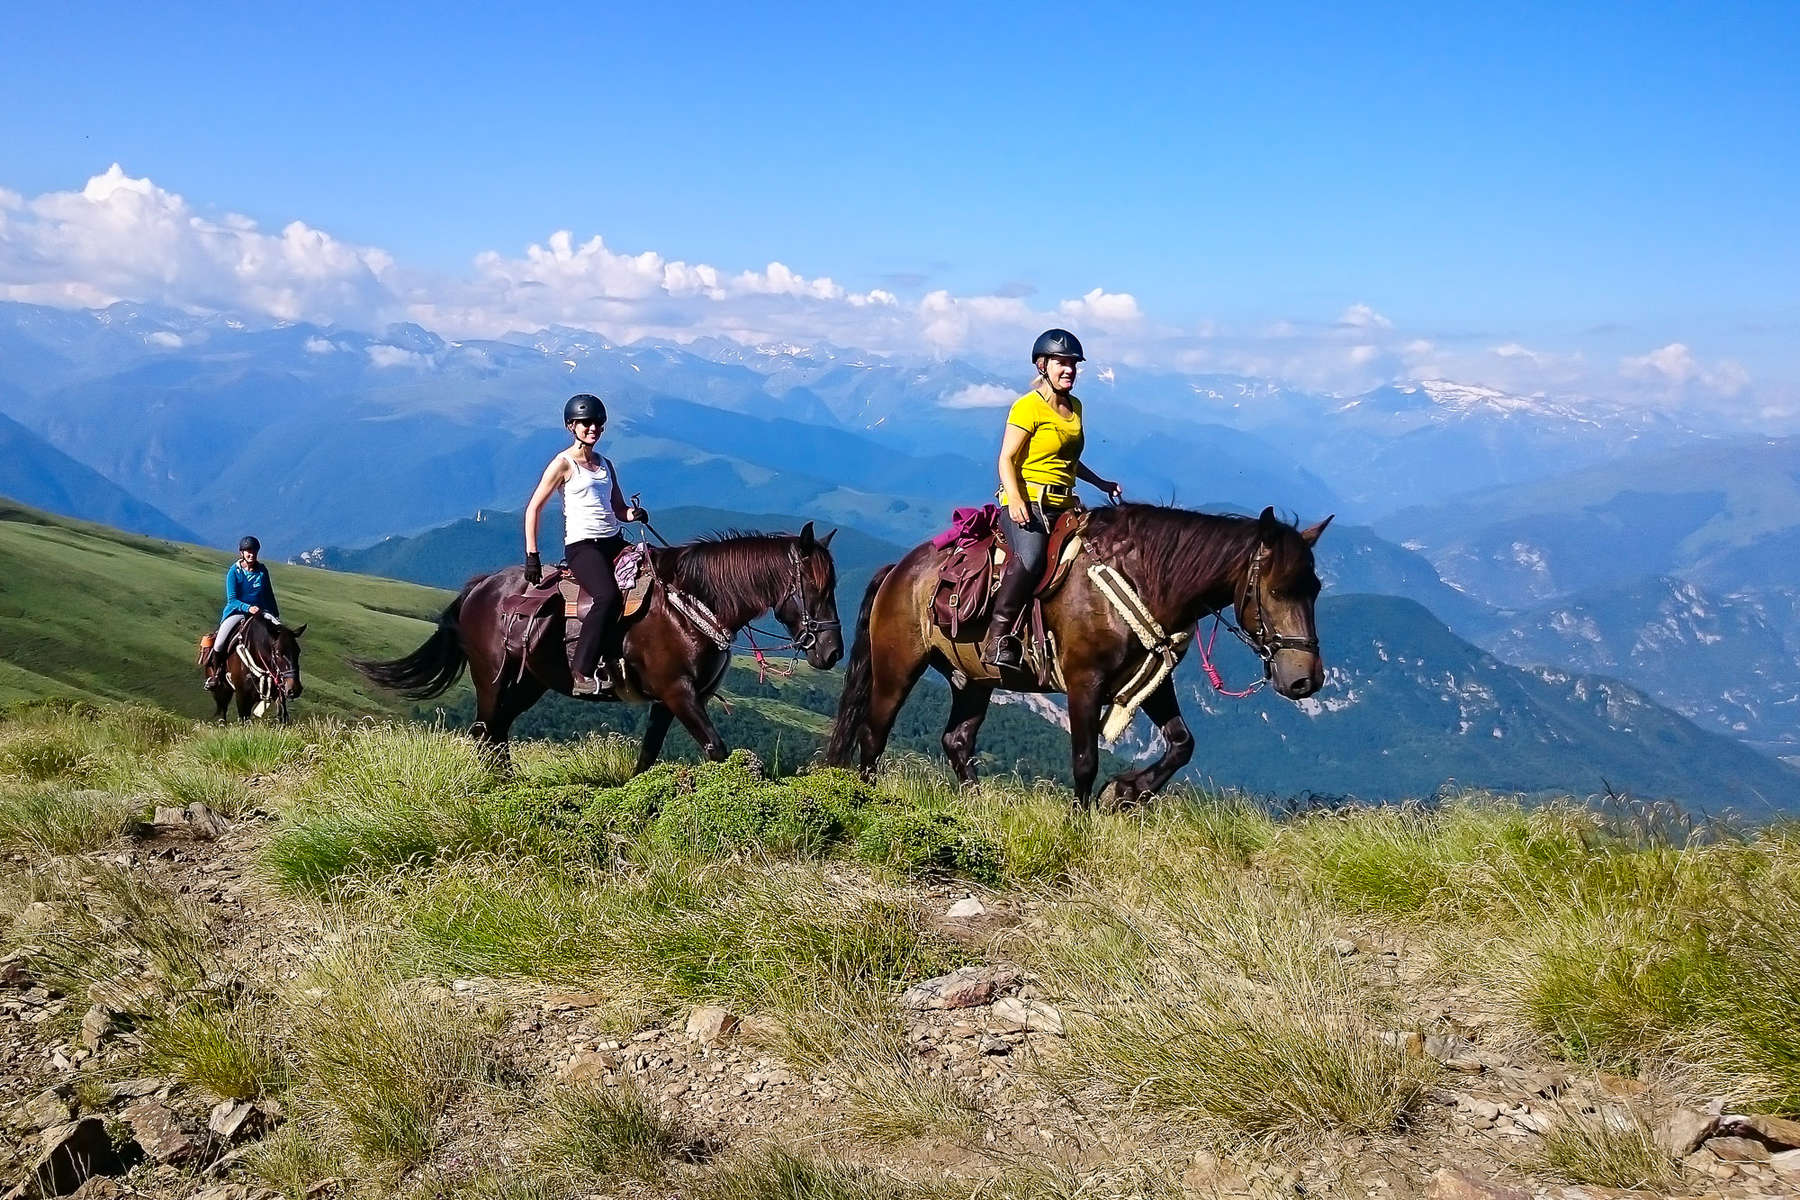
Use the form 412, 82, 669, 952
1065, 674, 1104, 810
234, 685, 256, 723
634, 702, 676, 775
1097, 677, 1192, 811
661, 680, 727, 762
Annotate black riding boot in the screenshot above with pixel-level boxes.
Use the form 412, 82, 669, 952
983, 563, 1038, 670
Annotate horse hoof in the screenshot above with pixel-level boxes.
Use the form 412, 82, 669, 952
1097, 781, 1142, 813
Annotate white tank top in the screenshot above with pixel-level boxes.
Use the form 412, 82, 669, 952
561, 452, 621, 544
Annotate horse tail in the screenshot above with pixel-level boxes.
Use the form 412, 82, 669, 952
826, 563, 895, 767
352, 577, 479, 700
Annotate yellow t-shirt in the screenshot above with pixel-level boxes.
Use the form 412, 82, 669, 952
1000, 390, 1084, 505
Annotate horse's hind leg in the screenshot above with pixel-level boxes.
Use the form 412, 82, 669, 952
472, 676, 546, 771
1097, 678, 1192, 811
941, 683, 994, 786
634, 702, 675, 775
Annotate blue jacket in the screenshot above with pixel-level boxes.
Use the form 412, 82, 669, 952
222, 563, 279, 621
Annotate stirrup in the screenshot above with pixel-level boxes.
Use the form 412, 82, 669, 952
986, 635, 1025, 670
572, 667, 612, 696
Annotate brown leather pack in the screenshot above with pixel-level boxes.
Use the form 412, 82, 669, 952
931, 533, 1000, 638
930, 509, 1089, 641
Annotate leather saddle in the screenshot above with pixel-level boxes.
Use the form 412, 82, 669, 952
930, 506, 1088, 641
497, 544, 656, 691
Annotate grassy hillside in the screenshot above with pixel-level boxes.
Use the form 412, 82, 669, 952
0, 499, 444, 718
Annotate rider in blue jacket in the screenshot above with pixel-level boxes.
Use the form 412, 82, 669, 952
206, 536, 279, 685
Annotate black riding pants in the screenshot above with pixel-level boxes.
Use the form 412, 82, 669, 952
566, 535, 626, 677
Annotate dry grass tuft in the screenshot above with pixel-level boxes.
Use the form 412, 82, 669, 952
694, 1148, 942, 1200
766, 974, 985, 1144
1530, 1102, 1676, 1190
138, 993, 290, 1100
0, 784, 141, 855
531, 1077, 692, 1183
1032, 853, 1432, 1148
286, 937, 495, 1169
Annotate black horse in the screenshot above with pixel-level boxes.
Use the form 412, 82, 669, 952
203, 615, 306, 723
355, 525, 844, 771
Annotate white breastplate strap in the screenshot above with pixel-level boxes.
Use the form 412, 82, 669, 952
234, 640, 278, 715
664, 588, 732, 650
1087, 563, 1193, 745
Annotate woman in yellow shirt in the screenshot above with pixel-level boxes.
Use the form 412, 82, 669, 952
985, 328, 1124, 669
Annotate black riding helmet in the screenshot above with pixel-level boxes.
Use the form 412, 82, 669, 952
563, 393, 607, 426
1031, 328, 1085, 364
238, 536, 260, 554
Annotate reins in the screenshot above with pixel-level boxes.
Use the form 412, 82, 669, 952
631, 505, 836, 682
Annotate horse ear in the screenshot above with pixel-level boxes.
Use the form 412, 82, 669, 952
1299, 515, 1335, 546
1257, 505, 1282, 543
820, 527, 837, 548
798, 521, 816, 550
291, 623, 308, 638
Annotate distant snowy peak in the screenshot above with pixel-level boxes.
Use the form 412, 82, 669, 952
1348, 379, 1653, 430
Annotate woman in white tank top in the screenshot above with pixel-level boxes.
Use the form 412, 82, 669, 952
523, 394, 651, 695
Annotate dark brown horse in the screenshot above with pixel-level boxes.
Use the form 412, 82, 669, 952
202, 615, 307, 724
354, 524, 843, 770
827, 505, 1331, 808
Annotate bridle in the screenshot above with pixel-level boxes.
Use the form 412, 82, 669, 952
782, 545, 840, 653
1204, 546, 1320, 689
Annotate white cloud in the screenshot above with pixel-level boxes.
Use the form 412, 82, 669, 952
303, 336, 336, 354
1337, 303, 1393, 331
939, 382, 1018, 409
1058, 287, 1142, 325
1620, 342, 1749, 395
367, 344, 429, 369
146, 330, 182, 348
0, 165, 393, 323
1347, 344, 1380, 366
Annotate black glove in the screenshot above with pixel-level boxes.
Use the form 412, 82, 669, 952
628, 506, 649, 524
524, 551, 541, 585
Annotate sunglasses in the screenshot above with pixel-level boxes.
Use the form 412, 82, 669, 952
571, 419, 605, 430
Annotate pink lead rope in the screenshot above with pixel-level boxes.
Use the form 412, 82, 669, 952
1199, 615, 1266, 698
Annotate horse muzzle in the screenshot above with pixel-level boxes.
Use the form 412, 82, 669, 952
1271, 652, 1323, 700
807, 634, 844, 671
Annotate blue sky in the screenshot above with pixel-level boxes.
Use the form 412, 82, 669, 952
2, 2, 1796, 398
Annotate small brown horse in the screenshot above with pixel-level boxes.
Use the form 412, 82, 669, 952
827, 505, 1331, 808
202, 615, 307, 723
354, 524, 843, 770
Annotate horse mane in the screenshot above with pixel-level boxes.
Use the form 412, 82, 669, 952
1084, 503, 1312, 612
657, 530, 799, 608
